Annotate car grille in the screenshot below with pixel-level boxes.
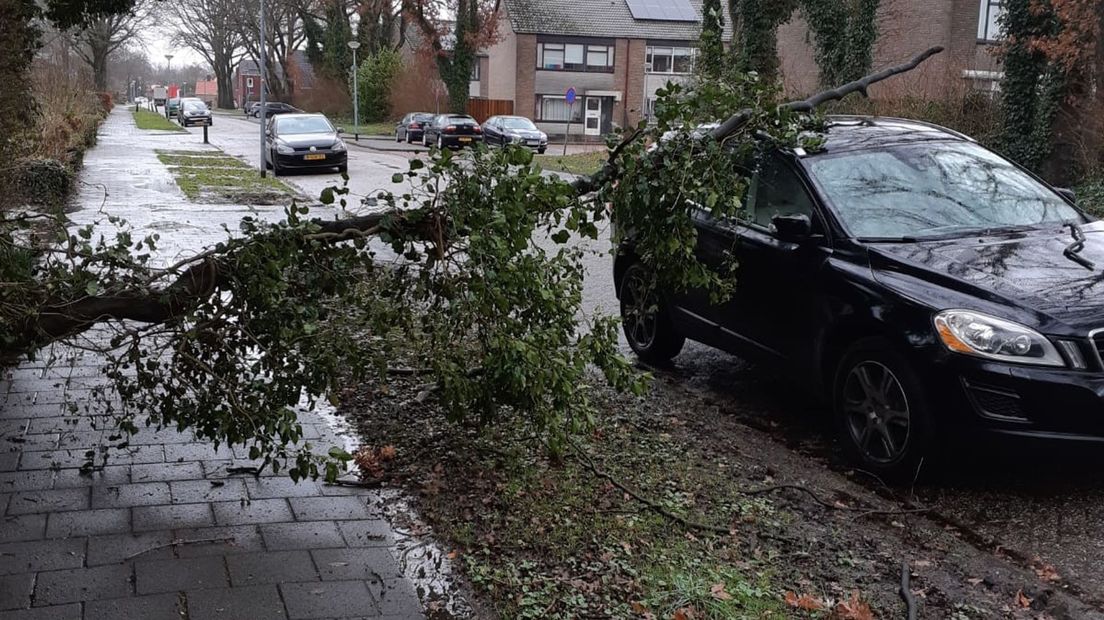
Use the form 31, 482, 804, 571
963, 380, 1026, 421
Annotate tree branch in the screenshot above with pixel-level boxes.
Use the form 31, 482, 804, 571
573, 46, 945, 195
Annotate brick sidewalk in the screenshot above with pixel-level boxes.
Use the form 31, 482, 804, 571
0, 109, 426, 620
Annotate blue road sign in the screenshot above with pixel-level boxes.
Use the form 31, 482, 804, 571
565, 87, 577, 105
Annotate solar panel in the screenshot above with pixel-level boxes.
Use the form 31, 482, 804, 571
625, 0, 699, 22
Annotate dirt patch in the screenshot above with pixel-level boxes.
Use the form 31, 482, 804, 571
342, 368, 1102, 619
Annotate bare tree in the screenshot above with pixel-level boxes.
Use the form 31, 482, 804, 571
404, 0, 499, 113
166, 0, 244, 108
71, 2, 151, 91
232, 0, 307, 101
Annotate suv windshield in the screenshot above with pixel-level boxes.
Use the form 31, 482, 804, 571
183, 101, 206, 112
276, 116, 334, 134
501, 117, 537, 130
804, 141, 1083, 239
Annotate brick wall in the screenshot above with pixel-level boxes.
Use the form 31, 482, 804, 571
515, 34, 537, 118
611, 39, 629, 127
623, 39, 647, 128
776, 0, 999, 98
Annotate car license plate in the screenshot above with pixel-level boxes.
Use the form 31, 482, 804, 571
459, 137, 472, 142
527, 140, 539, 146
304, 153, 326, 161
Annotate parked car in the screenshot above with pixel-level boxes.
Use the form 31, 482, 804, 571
395, 112, 434, 144
482, 115, 548, 153
264, 113, 347, 176
250, 102, 301, 118
179, 99, 212, 127
615, 115, 1104, 479
244, 101, 260, 117
134, 96, 147, 105
167, 97, 182, 117
422, 114, 482, 149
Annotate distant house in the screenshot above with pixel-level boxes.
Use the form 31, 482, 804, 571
480, 0, 733, 138
194, 79, 217, 106
232, 51, 317, 109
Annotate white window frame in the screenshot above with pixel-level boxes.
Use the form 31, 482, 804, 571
645, 46, 696, 75
977, 0, 1004, 42
537, 95, 582, 122
246, 77, 254, 88
538, 42, 614, 72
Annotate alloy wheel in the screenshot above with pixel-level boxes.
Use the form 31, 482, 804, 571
841, 361, 911, 463
620, 269, 659, 351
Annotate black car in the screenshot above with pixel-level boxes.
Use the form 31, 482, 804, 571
395, 112, 434, 143
264, 113, 348, 176
482, 115, 548, 153
422, 114, 482, 149
615, 116, 1104, 479
179, 99, 212, 127
244, 102, 260, 117
252, 102, 300, 118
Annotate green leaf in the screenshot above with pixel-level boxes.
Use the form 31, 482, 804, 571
319, 187, 335, 204
391, 173, 403, 184
85, 282, 99, 296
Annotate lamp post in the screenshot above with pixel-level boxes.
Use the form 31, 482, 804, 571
347, 40, 360, 142
258, 0, 268, 178
164, 54, 174, 118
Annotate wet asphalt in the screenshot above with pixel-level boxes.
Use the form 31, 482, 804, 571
176, 113, 1104, 610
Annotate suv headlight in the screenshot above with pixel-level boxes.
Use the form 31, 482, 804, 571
933, 309, 1065, 367
332, 140, 346, 152
275, 141, 295, 155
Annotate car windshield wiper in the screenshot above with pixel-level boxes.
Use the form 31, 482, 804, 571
1064, 221, 1095, 270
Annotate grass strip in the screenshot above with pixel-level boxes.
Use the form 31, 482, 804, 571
156, 149, 294, 201
134, 108, 183, 131
535, 150, 607, 176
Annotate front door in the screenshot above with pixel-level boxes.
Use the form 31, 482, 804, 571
584, 97, 602, 136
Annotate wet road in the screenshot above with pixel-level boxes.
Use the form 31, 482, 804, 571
189, 113, 1104, 610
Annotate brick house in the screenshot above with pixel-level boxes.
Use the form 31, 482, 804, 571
232, 51, 318, 109
483, 0, 733, 138
481, 0, 1006, 137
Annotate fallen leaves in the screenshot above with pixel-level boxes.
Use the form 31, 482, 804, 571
1016, 589, 1033, 609
709, 582, 732, 601
784, 591, 825, 611
832, 591, 875, 620
1032, 556, 1061, 583
353, 444, 398, 479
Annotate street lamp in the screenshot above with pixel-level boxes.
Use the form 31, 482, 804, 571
164, 54, 174, 118
347, 40, 360, 142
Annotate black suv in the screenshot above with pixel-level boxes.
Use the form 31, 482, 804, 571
615, 116, 1104, 479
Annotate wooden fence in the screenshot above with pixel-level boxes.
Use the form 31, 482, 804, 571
467, 99, 514, 122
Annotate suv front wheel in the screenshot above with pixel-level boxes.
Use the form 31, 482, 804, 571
618, 263, 685, 364
833, 338, 934, 482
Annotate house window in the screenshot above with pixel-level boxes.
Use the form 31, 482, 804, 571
470, 62, 480, 81
246, 77, 254, 88
977, 0, 1003, 42
538, 42, 614, 72
646, 46, 696, 74
537, 95, 583, 122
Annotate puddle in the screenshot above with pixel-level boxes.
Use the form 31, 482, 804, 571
310, 400, 475, 618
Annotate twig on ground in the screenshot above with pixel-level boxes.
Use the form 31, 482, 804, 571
744, 484, 931, 518
569, 439, 731, 535
326, 478, 385, 489
900, 561, 918, 620
123, 536, 235, 561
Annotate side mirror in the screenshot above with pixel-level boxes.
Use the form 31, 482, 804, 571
771, 213, 813, 242
1056, 187, 1076, 203
335, 126, 345, 134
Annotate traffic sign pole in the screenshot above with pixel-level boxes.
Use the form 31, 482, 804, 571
564, 87, 576, 156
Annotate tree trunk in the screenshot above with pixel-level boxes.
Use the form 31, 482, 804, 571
93, 47, 108, 91
213, 54, 235, 109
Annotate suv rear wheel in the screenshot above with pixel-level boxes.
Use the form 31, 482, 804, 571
618, 263, 685, 364
833, 338, 934, 482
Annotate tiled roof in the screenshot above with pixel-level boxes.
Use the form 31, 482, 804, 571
502, 0, 734, 41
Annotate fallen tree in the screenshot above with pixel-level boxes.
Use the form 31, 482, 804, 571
1, 48, 942, 479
